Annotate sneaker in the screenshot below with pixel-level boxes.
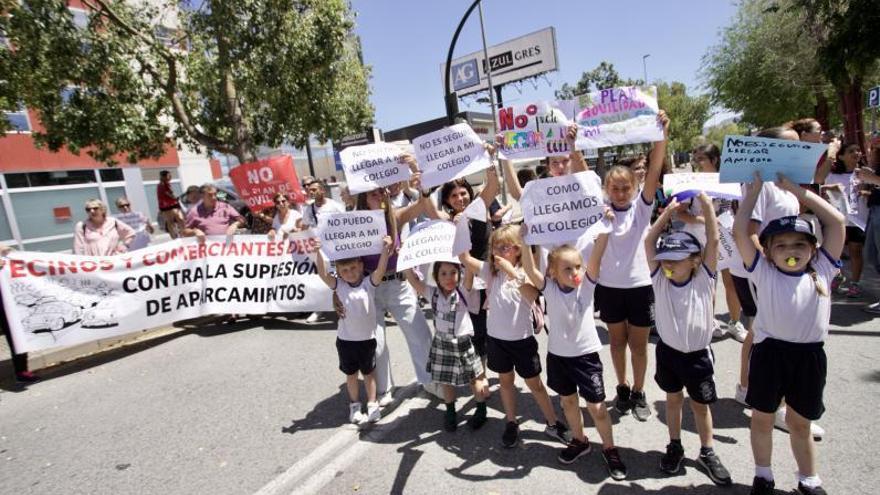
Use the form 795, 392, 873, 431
444, 405, 457, 432
727, 320, 748, 343
698, 450, 732, 486
864, 301, 880, 315
631, 390, 651, 421
602, 447, 628, 480
830, 273, 844, 292
712, 319, 725, 339
557, 437, 591, 464
544, 421, 573, 445
365, 402, 381, 423
659, 442, 684, 474
305, 312, 320, 323
735, 384, 749, 407
15, 371, 41, 383
774, 408, 825, 440
750, 476, 775, 495
378, 390, 394, 408
846, 282, 863, 298
501, 421, 519, 448
349, 402, 365, 424
614, 384, 633, 414
797, 482, 828, 495
467, 402, 487, 430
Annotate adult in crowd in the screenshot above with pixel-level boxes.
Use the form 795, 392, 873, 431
157, 170, 184, 238
73, 199, 136, 256
821, 142, 867, 297
856, 137, 880, 314
0, 245, 40, 383
266, 192, 303, 241
114, 196, 154, 251
180, 185, 202, 213
301, 176, 346, 324
786, 117, 840, 185
181, 184, 245, 243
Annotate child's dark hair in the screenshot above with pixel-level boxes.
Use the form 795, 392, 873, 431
432, 261, 461, 285
335, 257, 363, 267
517, 168, 537, 187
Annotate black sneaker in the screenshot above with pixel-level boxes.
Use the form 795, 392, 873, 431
557, 437, 591, 464
444, 406, 457, 432
501, 421, 519, 448
659, 442, 684, 474
631, 390, 651, 421
750, 476, 775, 495
615, 384, 633, 414
603, 447, 627, 480
698, 451, 732, 486
544, 421, 573, 445
796, 483, 827, 495
467, 402, 487, 430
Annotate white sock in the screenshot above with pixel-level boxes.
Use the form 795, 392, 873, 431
798, 474, 822, 488
755, 465, 773, 481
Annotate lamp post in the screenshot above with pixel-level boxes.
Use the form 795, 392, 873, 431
642, 54, 651, 85
443, 0, 483, 125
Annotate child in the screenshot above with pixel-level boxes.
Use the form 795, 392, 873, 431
645, 193, 732, 486
521, 229, 628, 481
595, 110, 669, 421
734, 173, 844, 495
458, 225, 571, 447
403, 262, 487, 432
316, 235, 394, 425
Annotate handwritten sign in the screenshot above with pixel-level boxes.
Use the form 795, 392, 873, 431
414, 124, 492, 189
663, 173, 743, 201
520, 172, 606, 245
552, 86, 663, 149
317, 210, 387, 261
496, 102, 571, 160
716, 211, 737, 268
719, 135, 827, 184
397, 220, 458, 271
340, 143, 412, 195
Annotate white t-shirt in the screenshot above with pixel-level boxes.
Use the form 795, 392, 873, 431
651, 264, 716, 353
825, 171, 867, 230
273, 208, 303, 234
598, 193, 653, 288
302, 198, 345, 228
542, 277, 602, 357
747, 249, 840, 344
480, 263, 533, 341
751, 182, 800, 230
426, 285, 477, 337
335, 277, 380, 341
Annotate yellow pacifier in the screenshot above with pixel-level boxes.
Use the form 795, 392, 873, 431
786, 257, 797, 267
663, 268, 674, 279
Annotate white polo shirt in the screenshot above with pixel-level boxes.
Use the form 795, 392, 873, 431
480, 263, 533, 341
542, 277, 602, 357
426, 285, 476, 337
598, 193, 654, 288
335, 277, 380, 342
651, 264, 717, 353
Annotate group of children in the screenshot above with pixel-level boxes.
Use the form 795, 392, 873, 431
314, 113, 843, 495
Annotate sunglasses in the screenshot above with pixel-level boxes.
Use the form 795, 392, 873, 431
275, 199, 288, 204
118, 203, 131, 208
85, 207, 101, 212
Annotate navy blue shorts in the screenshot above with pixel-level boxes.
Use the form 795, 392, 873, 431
746, 338, 826, 420
546, 352, 606, 404
731, 275, 757, 318
595, 284, 655, 327
654, 340, 717, 404
487, 335, 542, 379
336, 338, 377, 376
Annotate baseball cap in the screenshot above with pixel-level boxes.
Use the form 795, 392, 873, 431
654, 231, 703, 261
759, 216, 816, 244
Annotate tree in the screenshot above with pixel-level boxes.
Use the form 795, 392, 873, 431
0, 0, 374, 165
655, 81, 710, 154
701, 121, 748, 150
555, 61, 642, 100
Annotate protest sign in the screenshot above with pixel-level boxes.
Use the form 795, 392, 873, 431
663, 173, 742, 201
318, 210, 387, 261
452, 218, 472, 256
414, 124, 492, 189
520, 172, 606, 245
397, 220, 458, 272
229, 155, 306, 212
554, 86, 663, 149
716, 211, 737, 269
114, 212, 151, 251
496, 102, 572, 160
340, 143, 412, 195
718, 135, 827, 184
463, 197, 488, 221
0, 233, 332, 353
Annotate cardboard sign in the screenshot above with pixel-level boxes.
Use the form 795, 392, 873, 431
397, 220, 458, 272
520, 172, 606, 245
229, 155, 306, 212
317, 210, 387, 261
554, 86, 663, 149
414, 124, 492, 189
340, 143, 412, 195
719, 135, 827, 184
663, 173, 743, 201
716, 211, 737, 268
496, 102, 572, 160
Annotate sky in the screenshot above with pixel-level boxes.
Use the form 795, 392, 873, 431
350, 0, 739, 132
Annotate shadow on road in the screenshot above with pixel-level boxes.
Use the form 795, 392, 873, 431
281, 384, 351, 434
651, 398, 749, 446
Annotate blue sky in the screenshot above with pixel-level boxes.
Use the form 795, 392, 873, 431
350, 0, 739, 132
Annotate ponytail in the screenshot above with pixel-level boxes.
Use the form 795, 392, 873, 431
807, 264, 828, 297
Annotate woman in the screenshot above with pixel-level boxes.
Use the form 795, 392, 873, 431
266, 193, 302, 241
823, 142, 867, 297
73, 199, 136, 256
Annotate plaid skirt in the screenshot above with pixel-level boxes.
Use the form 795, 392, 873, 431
427, 333, 483, 386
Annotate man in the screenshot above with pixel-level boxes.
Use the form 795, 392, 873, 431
157, 170, 184, 238
301, 177, 345, 323
180, 185, 202, 213
114, 197, 154, 251
182, 184, 245, 242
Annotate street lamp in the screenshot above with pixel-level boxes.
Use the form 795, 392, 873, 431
443, 0, 483, 125
642, 54, 651, 85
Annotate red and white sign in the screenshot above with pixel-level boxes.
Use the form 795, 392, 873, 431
229, 155, 306, 212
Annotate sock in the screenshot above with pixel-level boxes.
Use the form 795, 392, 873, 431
798, 474, 822, 488
699, 446, 714, 457
755, 465, 773, 481
445, 401, 455, 412
670, 438, 682, 446
475, 401, 486, 412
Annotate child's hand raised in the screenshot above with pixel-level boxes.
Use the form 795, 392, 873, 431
565, 123, 578, 146
381, 235, 393, 252
602, 205, 615, 221
493, 255, 516, 277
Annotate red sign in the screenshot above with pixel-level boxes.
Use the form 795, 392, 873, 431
229, 155, 306, 212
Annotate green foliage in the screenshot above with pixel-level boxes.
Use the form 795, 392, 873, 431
555, 61, 642, 100
656, 81, 710, 154
701, 122, 748, 150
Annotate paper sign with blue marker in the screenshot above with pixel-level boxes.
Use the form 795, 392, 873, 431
719, 135, 826, 184
663, 173, 742, 201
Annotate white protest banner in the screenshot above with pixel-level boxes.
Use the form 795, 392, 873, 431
520, 172, 606, 245
556, 86, 663, 149
719, 135, 827, 184
496, 101, 571, 160
663, 173, 743, 201
318, 210, 387, 261
414, 123, 492, 189
716, 211, 737, 268
397, 220, 458, 272
0, 233, 332, 353
340, 143, 412, 195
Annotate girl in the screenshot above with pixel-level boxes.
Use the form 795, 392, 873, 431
823, 142, 866, 297
403, 262, 486, 432
458, 225, 571, 448
594, 110, 669, 421
645, 193, 732, 486
733, 173, 844, 495
520, 229, 627, 480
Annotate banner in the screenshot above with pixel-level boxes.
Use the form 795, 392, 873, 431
555, 86, 663, 149
229, 155, 306, 212
0, 233, 333, 353
663, 173, 743, 201
717, 211, 737, 268
496, 102, 571, 160
317, 210, 387, 261
520, 172, 606, 245
414, 123, 492, 189
340, 143, 412, 195
397, 220, 458, 272
718, 135, 827, 184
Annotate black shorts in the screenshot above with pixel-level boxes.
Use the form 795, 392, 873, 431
746, 338, 827, 420
336, 338, 377, 376
159, 204, 181, 212
846, 226, 866, 244
487, 335, 542, 379
595, 284, 654, 327
731, 275, 757, 318
654, 340, 717, 404
546, 352, 606, 403
470, 290, 488, 358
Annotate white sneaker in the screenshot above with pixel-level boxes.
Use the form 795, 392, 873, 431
727, 320, 748, 343
712, 319, 725, 339
773, 407, 825, 440
365, 402, 381, 423
864, 301, 880, 315
734, 384, 748, 406
305, 312, 320, 324
377, 391, 394, 408
349, 402, 365, 424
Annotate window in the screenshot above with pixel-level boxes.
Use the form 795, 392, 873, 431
99, 168, 124, 182
69, 8, 89, 30
4, 170, 98, 188
4, 102, 31, 132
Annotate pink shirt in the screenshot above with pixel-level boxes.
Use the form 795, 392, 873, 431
185, 201, 244, 236
73, 218, 136, 256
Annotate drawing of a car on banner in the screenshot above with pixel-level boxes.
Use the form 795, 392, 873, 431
81, 300, 120, 328
22, 298, 83, 333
